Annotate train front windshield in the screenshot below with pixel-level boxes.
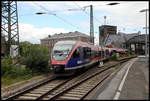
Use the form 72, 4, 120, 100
52, 43, 74, 61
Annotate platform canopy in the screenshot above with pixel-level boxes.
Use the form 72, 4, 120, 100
127, 34, 149, 44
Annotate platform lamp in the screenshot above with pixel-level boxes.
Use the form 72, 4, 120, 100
139, 9, 149, 61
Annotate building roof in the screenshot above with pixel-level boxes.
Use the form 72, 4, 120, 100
99, 25, 117, 28
105, 32, 139, 46
41, 31, 90, 40
127, 34, 149, 44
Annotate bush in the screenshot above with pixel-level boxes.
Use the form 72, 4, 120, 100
111, 52, 117, 60
20, 44, 51, 74
1, 57, 13, 76
1, 57, 32, 78
8, 65, 32, 78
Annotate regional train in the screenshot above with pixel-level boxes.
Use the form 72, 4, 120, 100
50, 40, 127, 74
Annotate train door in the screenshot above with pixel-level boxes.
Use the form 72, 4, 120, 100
66, 46, 82, 68
83, 47, 91, 64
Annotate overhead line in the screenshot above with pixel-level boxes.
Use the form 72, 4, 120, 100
74, 2, 103, 25
33, 2, 81, 30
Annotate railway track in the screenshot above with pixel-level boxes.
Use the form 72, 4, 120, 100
4, 58, 131, 100
47, 67, 113, 100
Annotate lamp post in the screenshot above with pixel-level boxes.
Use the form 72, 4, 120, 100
36, 2, 120, 45
83, 2, 119, 45
140, 9, 149, 60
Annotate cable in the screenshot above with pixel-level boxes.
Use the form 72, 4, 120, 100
33, 2, 81, 30
74, 2, 103, 25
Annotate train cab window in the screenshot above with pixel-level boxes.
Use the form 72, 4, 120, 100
72, 47, 80, 59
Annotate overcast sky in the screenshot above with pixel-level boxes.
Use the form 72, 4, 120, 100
17, 1, 149, 45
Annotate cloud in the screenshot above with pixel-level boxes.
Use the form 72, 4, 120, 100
19, 23, 70, 44
18, 1, 149, 44
95, 1, 149, 29
18, 1, 148, 28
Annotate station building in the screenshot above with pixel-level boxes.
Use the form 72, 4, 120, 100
99, 25, 117, 46
104, 32, 140, 48
40, 31, 91, 51
126, 34, 149, 55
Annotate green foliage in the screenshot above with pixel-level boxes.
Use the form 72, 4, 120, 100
20, 44, 51, 74
1, 43, 52, 87
117, 54, 137, 61
111, 52, 117, 60
1, 57, 33, 87
115, 64, 120, 69
2, 71, 32, 88
1, 57, 13, 76
1, 57, 32, 78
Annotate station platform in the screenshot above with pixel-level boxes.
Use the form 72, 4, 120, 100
91, 56, 149, 100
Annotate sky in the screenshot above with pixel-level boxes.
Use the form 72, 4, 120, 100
17, 1, 149, 45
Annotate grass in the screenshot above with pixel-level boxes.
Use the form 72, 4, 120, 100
115, 64, 121, 70
1, 74, 32, 88
1, 70, 52, 89
117, 54, 138, 61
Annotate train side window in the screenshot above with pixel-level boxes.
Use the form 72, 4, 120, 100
94, 50, 98, 58
106, 50, 109, 55
72, 47, 80, 59
83, 47, 86, 58
91, 49, 94, 58
104, 51, 106, 56
95, 51, 99, 57
103, 51, 105, 56
99, 51, 102, 57
86, 47, 91, 58
83, 47, 91, 58
102, 51, 105, 56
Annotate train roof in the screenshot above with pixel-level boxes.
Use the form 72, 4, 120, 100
55, 41, 127, 52
55, 40, 93, 46
55, 40, 77, 45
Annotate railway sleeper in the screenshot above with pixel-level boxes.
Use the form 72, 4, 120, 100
45, 84, 59, 87
42, 85, 56, 88
44, 93, 57, 97
66, 91, 86, 95
70, 89, 89, 93
16, 95, 37, 100
22, 93, 41, 97
62, 93, 83, 97
34, 89, 51, 92
42, 97, 51, 100
58, 96, 81, 100
39, 87, 54, 90
72, 87, 91, 91
77, 85, 94, 89
28, 91, 46, 94
72, 88, 90, 91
